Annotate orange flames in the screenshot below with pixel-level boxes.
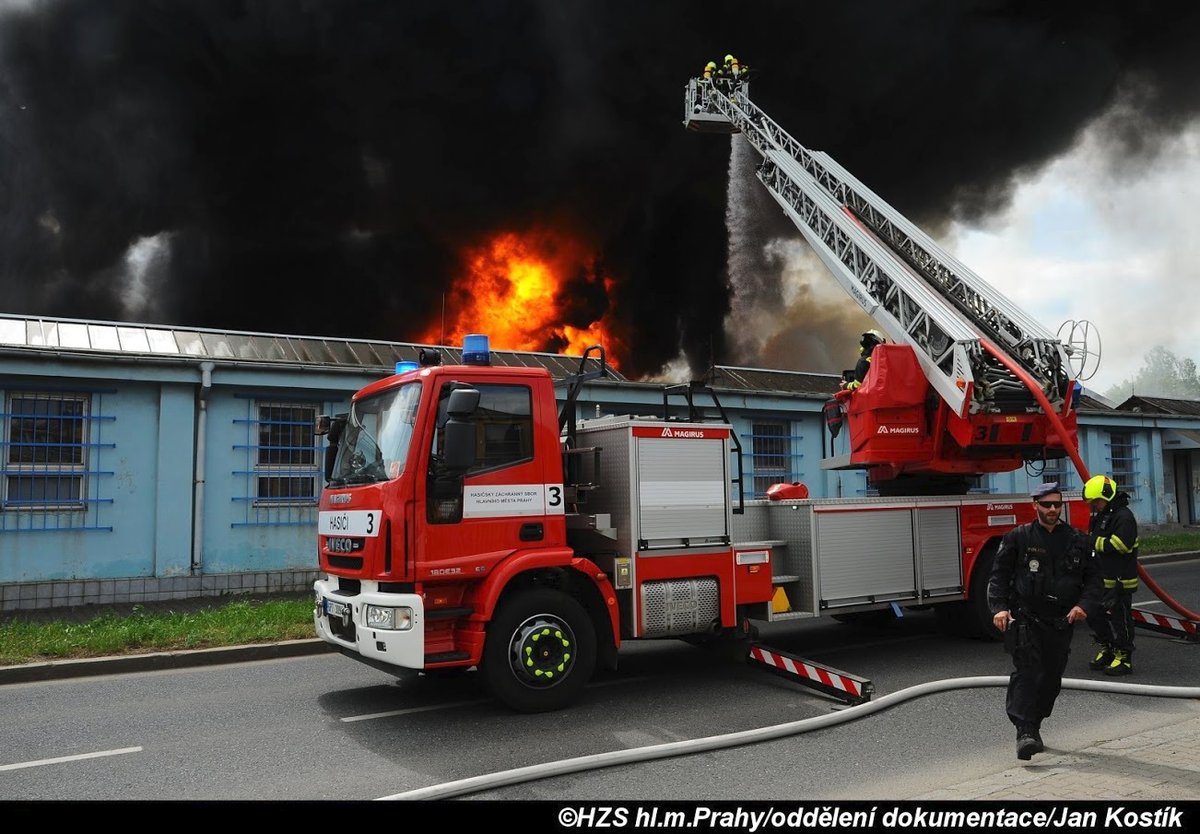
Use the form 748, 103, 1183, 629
422, 229, 622, 367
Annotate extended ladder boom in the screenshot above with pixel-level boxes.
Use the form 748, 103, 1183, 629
684, 78, 1074, 419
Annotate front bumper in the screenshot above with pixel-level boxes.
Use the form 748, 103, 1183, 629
313, 577, 426, 670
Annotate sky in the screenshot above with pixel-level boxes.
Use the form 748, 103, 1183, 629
949, 115, 1200, 397
2, 2, 1198, 389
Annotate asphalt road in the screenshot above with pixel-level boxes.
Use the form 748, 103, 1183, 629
1, 559, 1196, 803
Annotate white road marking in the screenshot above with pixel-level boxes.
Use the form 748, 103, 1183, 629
0, 746, 142, 772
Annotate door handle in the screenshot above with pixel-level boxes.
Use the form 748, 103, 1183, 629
520, 522, 544, 541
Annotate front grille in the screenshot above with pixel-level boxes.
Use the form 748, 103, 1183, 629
329, 555, 363, 570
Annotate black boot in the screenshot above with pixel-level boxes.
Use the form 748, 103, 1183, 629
1088, 639, 1114, 671
1016, 725, 1042, 760
1104, 649, 1132, 676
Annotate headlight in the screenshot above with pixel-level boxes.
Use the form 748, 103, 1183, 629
365, 605, 413, 631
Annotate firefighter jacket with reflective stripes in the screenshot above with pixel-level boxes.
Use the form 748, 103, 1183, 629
846, 350, 873, 390
987, 520, 1102, 621
1089, 491, 1140, 590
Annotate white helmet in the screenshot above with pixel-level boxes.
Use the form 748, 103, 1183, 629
861, 329, 887, 346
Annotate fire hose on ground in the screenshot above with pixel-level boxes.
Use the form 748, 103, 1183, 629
382, 676, 1200, 801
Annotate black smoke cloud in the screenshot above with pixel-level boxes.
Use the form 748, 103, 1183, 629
2, 1, 1199, 379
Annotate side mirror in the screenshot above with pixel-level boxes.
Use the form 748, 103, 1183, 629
443, 420, 477, 471
441, 387, 479, 472
321, 414, 348, 482
447, 387, 480, 417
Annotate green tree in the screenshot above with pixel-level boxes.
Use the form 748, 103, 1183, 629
1105, 346, 1200, 402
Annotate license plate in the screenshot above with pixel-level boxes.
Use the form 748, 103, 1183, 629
326, 537, 362, 554
323, 598, 348, 619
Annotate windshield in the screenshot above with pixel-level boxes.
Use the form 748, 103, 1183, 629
330, 383, 421, 485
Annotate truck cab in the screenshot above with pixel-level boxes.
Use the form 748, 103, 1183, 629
313, 341, 619, 712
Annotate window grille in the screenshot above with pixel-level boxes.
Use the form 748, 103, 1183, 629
1035, 457, 1074, 492
1108, 431, 1139, 499
1, 390, 115, 531
233, 399, 325, 527
743, 421, 803, 498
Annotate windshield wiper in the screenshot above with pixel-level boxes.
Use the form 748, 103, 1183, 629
342, 473, 380, 485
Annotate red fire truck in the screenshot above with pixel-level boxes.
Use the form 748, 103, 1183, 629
311, 70, 1092, 713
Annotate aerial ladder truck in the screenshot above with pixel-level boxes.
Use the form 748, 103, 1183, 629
310, 68, 1130, 716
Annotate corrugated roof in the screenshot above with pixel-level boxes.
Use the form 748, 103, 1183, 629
1116, 395, 1200, 417
0, 313, 621, 381
707, 365, 841, 398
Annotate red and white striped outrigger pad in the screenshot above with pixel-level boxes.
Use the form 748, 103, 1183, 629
748, 644, 874, 704
1132, 609, 1199, 640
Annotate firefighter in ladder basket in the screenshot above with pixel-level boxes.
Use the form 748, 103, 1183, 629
841, 329, 887, 391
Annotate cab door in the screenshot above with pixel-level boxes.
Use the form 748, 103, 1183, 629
417, 379, 560, 576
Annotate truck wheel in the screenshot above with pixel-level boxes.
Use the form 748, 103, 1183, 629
482, 589, 596, 713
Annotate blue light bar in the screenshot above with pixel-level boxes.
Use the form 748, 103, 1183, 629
462, 333, 490, 366
395, 360, 419, 374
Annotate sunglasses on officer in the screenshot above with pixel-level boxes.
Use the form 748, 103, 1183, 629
1035, 500, 1063, 508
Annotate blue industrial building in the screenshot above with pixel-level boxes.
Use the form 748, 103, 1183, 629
1, 313, 1196, 612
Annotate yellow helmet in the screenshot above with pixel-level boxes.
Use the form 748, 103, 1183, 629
705, 61, 716, 69
1083, 474, 1117, 502
724, 54, 735, 63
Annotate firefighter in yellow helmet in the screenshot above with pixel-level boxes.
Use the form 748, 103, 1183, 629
703, 60, 716, 81
1082, 474, 1140, 676
842, 329, 887, 391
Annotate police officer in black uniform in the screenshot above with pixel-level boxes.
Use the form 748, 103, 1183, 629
987, 482, 1101, 760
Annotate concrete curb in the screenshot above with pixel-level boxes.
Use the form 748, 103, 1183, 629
0, 639, 333, 685
1140, 550, 1200, 565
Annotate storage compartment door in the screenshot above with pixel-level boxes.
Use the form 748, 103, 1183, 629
637, 437, 728, 546
915, 506, 963, 596
815, 508, 916, 607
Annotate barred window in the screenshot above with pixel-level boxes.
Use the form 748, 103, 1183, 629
255, 402, 318, 504
1109, 431, 1139, 499
749, 421, 791, 497
4, 393, 89, 509
234, 398, 329, 528
1036, 458, 1074, 492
